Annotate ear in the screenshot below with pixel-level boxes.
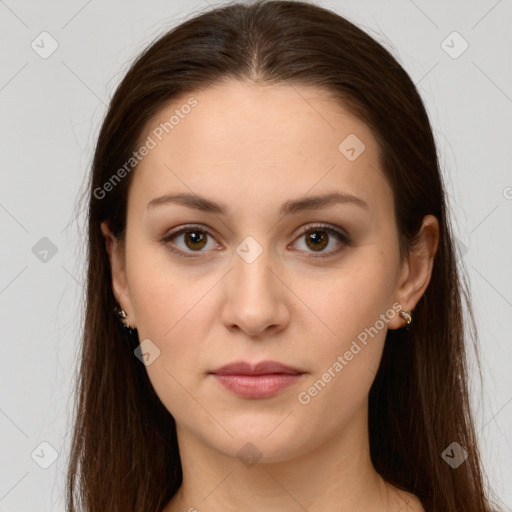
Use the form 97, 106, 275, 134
100, 220, 136, 326
388, 214, 440, 330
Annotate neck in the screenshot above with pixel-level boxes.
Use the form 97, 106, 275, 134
163, 404, 417, 512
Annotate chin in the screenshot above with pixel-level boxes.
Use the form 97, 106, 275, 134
202, 424, 312, 465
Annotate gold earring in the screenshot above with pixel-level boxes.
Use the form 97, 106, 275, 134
399, 309, 412, 325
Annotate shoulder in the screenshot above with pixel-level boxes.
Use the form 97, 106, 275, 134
394, 488, 425, 512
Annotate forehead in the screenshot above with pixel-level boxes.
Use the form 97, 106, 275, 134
130, 80, 392, 218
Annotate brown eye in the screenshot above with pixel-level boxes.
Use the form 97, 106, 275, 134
182, 230, 208, 250
162, 223, 350, 260
292, 224, 350, 259
304, 230, 329, 252
162, 226, 220, 258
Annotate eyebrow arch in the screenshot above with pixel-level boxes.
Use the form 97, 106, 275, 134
146, 191, 369, 216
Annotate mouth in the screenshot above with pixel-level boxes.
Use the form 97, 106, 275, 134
209, 360, 306, 399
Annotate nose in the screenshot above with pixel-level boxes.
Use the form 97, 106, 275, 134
220, 248, 290, 337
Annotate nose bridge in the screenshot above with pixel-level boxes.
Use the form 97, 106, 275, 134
222, 234, 287, 335
232, 236, 277, 306
234, 241, 274, 294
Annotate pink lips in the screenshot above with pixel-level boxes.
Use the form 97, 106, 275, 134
209, 360, 305, 399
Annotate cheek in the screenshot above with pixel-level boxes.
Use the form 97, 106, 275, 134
125, 252, 213, 419
294, 248, 398, 401
125, 243, 224, 397
125, 239, 210, 338
298, 249, 398, 348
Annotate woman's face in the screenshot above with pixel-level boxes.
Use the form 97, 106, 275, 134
102, 80, 433, 463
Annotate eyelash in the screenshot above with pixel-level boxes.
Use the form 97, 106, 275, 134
161, 223, 350, 260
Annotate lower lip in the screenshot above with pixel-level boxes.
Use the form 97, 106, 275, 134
211, 373, 304, 399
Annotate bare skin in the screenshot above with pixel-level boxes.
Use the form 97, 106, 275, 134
102, 80, 435, 511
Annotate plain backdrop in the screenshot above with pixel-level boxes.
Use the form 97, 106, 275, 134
0, 0, 511, 510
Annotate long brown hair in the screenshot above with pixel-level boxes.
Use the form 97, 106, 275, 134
67, 1, 498, 510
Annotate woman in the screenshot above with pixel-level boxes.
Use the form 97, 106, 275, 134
67, 1, 497, 510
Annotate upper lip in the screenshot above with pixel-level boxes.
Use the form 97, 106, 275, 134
210, 360, 304, 375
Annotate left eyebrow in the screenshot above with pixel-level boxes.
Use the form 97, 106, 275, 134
146, 191, 369, 216
280, 191, 369, 215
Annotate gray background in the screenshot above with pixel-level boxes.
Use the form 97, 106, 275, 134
0, 0, 511, 510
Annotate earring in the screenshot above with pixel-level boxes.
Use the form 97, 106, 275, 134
114, 305, 136, 330
399, 309, 412, 326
